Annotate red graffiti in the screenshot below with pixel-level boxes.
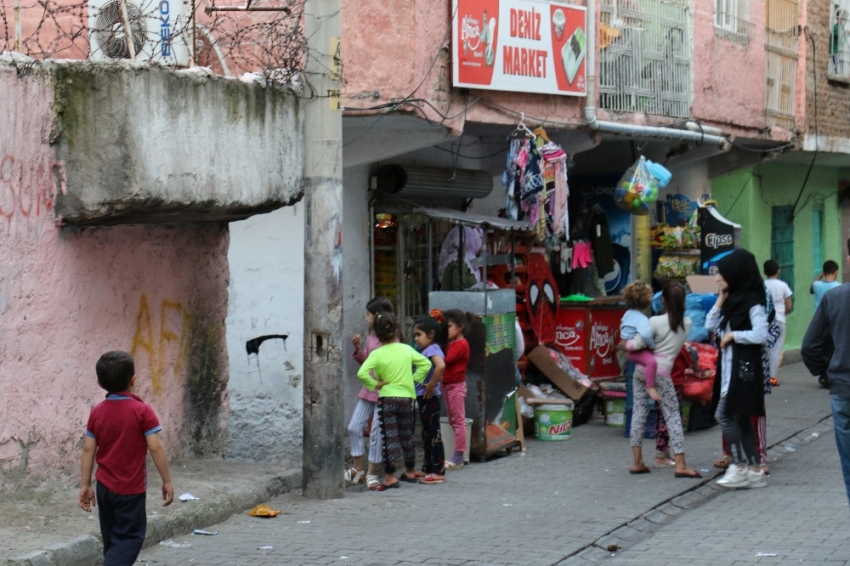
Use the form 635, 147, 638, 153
0, 155, 65, 220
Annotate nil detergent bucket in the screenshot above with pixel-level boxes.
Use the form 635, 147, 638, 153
534, 401, 574, 441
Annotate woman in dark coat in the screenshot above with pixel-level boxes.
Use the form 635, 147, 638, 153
705, 249, 770, 489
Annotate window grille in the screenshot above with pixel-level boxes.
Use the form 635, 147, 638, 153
829, 0, 850, 80
715, 0, 754, 43
765, 0, 799, 129
599, 0, 690, 118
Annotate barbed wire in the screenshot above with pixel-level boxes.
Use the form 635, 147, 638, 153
0, 0, 305, 85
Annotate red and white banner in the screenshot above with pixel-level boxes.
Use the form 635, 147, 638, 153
452, 0, 587, 96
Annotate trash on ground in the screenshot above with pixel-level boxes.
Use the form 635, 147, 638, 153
811, 432, 819, 438
159, 539, 192, 548
786, 444, 798, 452
503, 503, 512, 507
193, 529, 218, 536
258, 546, 274, 550
297, 520, 311, 524
755, 552, 777, 557
700, 469, 710, 473
248, 503, 281, 517
607, 543, 619, 551
179, 493, 200, 501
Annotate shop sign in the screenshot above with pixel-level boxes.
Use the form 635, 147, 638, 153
554, 309, 586, 370
588, 309, 622, 378
452, 0, 587, 96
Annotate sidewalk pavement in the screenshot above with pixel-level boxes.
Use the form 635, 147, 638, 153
137, 362, 840, 566
0, 460, 300, 565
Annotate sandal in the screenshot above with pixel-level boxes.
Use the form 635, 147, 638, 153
375, 481, 399, 491
674, 469, 703, 479
419, 474, 445, 485
398, 474, 419, 483
366, 475, 381, 490
653, 458, 676, 468
344, 468, 365, 484
629, 466, 651, 475
444, 461, 464, 471
714, 456, 731, 469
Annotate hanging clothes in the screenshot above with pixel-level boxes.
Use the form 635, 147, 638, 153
589, 205, 614, 276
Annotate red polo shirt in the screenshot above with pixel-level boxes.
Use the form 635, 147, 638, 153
85, 392, 161, 495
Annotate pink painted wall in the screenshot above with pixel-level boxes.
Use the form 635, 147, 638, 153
0, 70, 230, 483
691, 0, 767, 132
340, 0, 587, 130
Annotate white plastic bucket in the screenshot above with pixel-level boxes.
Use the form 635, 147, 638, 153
605, 398, 627, 427
440, 417, 473, 463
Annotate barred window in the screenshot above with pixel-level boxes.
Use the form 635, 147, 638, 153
829, 0, 850, 80
715, 0, 753, 43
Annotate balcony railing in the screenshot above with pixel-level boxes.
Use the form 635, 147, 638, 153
599, 0, 691, 118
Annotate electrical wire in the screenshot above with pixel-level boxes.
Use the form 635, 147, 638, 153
432, 145, 507, 160
724, 163, 760, 217
790, 29, 819, 221
342, 6, 457, 147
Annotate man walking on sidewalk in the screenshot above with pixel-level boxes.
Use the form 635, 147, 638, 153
802, 239, 850, 505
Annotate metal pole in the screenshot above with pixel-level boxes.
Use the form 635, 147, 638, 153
458, 224, 465, 290
13, 0, 21, 52
119, 0, 136, 59
302, 0, 344, 500
190, 0, 196, 67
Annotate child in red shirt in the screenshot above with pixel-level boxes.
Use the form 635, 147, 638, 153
442, 310, 470, 469
78, 351, 174, 566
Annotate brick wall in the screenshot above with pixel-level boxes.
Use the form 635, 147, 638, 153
804, 0, 850, 139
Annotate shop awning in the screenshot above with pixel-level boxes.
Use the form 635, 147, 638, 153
412, 207, 533, 231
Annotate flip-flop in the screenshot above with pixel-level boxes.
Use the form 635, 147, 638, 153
653, 459, 676, 468
674, 470, 703, 479
374, 482, 400, 491
419, 474, 445, 485
398, 475, 419, 483
414, 471, 427, 478
714, 456, 731, 469
629, 467, 651, 474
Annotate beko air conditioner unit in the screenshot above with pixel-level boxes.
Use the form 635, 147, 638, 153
89, 0, 190, 65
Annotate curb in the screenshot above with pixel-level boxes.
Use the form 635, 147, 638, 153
5, 468, 301, 566
556, 415, 834, 565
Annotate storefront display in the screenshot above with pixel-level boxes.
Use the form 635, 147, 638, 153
554, 297, 627, 379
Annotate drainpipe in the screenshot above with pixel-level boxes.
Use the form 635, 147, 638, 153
583, 0, 731, 150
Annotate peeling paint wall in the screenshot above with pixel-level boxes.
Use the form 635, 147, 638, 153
225, 206, 305, 464
0, 64, 239, 484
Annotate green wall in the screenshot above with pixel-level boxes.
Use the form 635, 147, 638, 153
711, 163, 846, 351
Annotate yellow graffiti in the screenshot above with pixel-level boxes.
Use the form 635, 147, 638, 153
130, 294, 192, 394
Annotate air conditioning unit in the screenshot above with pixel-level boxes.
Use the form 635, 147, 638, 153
89, 0, 190, 65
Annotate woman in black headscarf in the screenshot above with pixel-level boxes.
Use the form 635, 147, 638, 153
705, 248, 770, 489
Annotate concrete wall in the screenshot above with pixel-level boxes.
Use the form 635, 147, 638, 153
2, 60, 303, 226
711, 162, 846, 350
341, 164, 372, 423
225, 206, 305, 464
0, 62, 230, 482
691, 0, 767, 132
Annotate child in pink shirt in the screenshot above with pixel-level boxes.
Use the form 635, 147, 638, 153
346, 297, 394, 490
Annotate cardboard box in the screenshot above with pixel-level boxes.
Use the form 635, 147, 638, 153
686, 275, 719, 294
527, 346, 589, 401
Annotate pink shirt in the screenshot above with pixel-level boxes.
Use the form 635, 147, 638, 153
353, 333, 383, 402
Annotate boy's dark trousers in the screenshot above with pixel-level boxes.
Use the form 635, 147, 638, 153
96, 482, 147, 566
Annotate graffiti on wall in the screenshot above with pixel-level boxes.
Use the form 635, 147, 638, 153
0, 155, 65, 220
130, 294, 192, 393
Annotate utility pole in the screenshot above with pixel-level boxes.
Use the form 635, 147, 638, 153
302, 0, 345, 499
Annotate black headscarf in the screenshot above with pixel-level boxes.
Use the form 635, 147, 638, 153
717, 248, 766, 330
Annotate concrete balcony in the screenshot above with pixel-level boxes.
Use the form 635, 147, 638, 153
2, 57, 303, 225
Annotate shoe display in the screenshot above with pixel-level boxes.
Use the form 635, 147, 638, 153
747, 468, 767, 488
716, 464, 749, 488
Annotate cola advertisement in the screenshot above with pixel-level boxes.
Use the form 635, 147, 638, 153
554, 307, 623, 379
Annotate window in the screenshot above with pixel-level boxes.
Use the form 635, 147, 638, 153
598, 0, 691, 118
829, 0, 850, 80
813, 201, 824, 279
715, 0, 753, 43
771, 206, 795, 292
765, 0, 799, 129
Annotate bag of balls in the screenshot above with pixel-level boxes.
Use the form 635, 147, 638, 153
614, 156, 659, 216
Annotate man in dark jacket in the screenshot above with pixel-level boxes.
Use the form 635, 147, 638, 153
802, 238, 850, 506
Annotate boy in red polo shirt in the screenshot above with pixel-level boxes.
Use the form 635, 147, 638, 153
78, 351, 174, 566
